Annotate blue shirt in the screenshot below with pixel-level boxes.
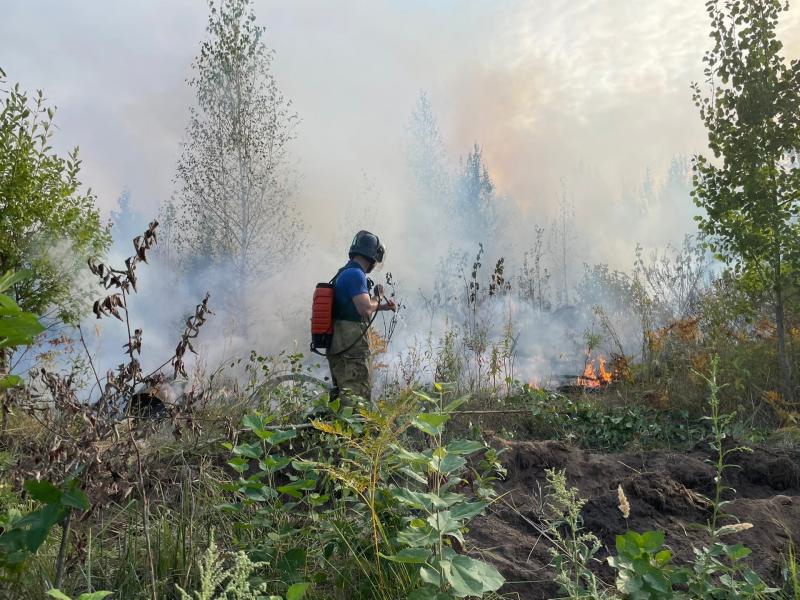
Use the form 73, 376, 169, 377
333, 260, 369, 322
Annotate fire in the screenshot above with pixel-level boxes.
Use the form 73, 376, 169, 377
577, 356, 613, 388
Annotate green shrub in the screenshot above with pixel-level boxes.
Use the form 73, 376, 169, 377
219, 387, 505, 599
523, 387, 706, 451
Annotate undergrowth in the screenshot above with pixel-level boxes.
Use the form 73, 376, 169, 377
542, 357, 782, 599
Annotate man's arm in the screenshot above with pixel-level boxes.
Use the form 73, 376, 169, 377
352, 285, 397, 320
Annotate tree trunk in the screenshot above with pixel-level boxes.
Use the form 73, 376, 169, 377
775, 283, 794, 401
0, 348, 8, 439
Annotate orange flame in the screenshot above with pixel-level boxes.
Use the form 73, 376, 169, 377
577, 356, 613, 388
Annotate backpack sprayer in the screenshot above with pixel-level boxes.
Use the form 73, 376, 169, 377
310, 280, 336, 353
310, 273, 381, 356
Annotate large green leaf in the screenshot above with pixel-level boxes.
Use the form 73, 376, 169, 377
61, 488, 89, 510
380, 547, 431, 563
443, 555, 505, 597
232, 442, 263, 460
259, 454, 292, 473
266, 429, 297, 446
391, 444, 429, 463
242, 412, 275, 436
277, 479, 316, 499
0, 270, 34, 294
0, 295, 44, 348
227, 457, 249, 473
19, 503, 64, 552
445, 439, 485, 455
431, 453, 466, 476
419, 564, 442, 586
0, 374, 22, 390
286, 582, 311, 600
390, 486, 463, 511
725, 543, 752, 561
239, 482, 277, 502
397, 522, 440, 547
24, 480, 61, 504
640, 530, 665, 554
426, 511, 463, 542
442, 396, 469, 413
449, 501, 488, 522
412, 413, 449, 436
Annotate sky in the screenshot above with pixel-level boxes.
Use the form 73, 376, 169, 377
3, 0, 800, 379
3, 0, 798, 243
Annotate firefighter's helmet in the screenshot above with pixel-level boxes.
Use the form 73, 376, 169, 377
348, 230, 385, 265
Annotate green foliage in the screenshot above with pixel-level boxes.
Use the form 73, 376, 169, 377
683, 357, 778, 598
685, 540, 776, 599
698, 356, 751, 534
0, 71, 110, 322
0, 271, 44, 351
542, 469, 607, 599
607, 529, 777, 599
388, 388, 504, 598
523, 387, 706, 451
176, 530, 289, 600
608, 530, 683, 599
174, 0, 303, 283
0, 478, 88, 575
0, 270, 44, 389
47, 590, 112, 600
691, 0, 800, 397
219, 387, 503, 599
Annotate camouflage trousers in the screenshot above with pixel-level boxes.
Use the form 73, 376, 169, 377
327, 319, 371, 403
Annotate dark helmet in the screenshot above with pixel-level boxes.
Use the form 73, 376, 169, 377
349, 230, 385, 264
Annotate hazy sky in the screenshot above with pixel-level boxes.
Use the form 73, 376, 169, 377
2, 0, 799, 255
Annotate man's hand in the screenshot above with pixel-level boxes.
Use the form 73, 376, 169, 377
372, 285, 396, 312
354, 285, 397, 319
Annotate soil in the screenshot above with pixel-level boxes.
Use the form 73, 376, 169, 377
468, 438, 800, 599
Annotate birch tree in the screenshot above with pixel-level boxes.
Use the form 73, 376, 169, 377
175, 0, 303, 311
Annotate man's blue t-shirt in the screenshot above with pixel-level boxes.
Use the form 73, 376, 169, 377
333, 260, 369, 322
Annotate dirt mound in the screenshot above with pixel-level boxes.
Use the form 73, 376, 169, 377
469, 439, 800, 599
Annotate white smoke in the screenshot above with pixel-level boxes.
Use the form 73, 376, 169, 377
6, 1, 799, 390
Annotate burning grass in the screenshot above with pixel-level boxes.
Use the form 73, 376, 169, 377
576, 355, 613, 388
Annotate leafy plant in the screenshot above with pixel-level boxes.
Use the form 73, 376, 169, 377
176, 529, 306, 600
605, 358, 779, 599
0, 271, 44, 352
542, 469, 606, 599
0, 270, 44, 414
46, 590, 112, 600
384, 386, 505, 598
0, 478, 88, 575
608, 530, 683, 599
523, 387, 706, 451
691, 0, 800, 400
0, 69, 110, 324
219, 385, 504, 599
684, 357, 778, 598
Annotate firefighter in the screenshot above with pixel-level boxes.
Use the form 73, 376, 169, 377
328, 230, 396, 403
